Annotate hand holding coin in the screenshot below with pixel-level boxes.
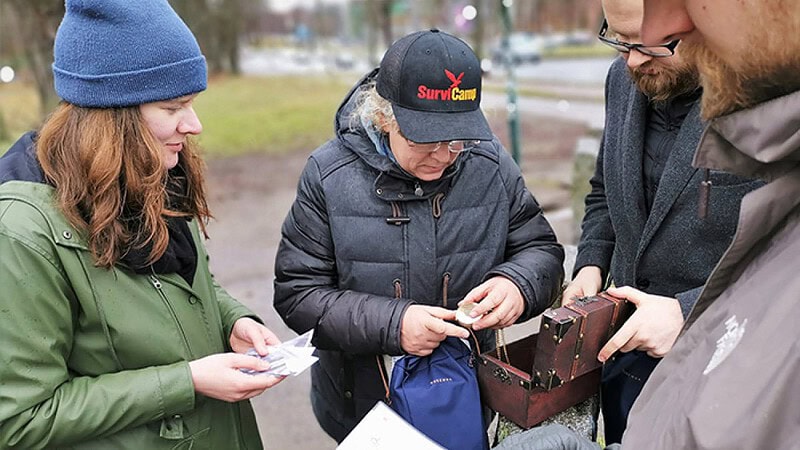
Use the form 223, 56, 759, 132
458, 276, 525, 330
456, 302, 484, 327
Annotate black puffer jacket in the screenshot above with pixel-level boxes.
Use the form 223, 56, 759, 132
273, 71, 564, 434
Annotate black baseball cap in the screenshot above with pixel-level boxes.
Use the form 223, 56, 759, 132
376, 29, 493, 143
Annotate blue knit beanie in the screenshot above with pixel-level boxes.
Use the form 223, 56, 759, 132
53, 0, 207, 108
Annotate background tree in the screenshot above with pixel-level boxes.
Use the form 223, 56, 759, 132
0, 0, 250, 122
359, 0, 395, 67
525, 0, 602, 32
470, 0, 488, 60
170, 0, 245, 75
374, 0, 394, 54
3, 0, 64, 118
217, 0, 245, 74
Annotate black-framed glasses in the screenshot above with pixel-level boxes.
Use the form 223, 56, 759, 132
598, 19, 679, 57
404, 138, 481, 154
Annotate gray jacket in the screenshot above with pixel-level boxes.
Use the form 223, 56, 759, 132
273, 71, 564, 428
575, 57, 762, 317
622, 88, 800, 450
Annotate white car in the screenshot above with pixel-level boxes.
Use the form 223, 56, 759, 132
491, 33, 544, 65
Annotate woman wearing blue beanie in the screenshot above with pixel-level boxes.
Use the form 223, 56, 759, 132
0, 0, 281, 448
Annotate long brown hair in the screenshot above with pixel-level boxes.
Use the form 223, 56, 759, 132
36, 102, 211, 268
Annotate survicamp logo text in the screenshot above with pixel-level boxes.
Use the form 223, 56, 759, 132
417, 69, 477, 102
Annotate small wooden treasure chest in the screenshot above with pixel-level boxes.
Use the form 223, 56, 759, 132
477, 292, 632, 429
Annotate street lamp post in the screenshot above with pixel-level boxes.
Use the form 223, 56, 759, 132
499, 0, 521, 164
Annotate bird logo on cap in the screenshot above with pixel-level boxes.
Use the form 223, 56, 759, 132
445, 69, 464, 89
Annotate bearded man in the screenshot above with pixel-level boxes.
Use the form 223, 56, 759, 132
493, 0, 800, 447
561, 0, 762, 443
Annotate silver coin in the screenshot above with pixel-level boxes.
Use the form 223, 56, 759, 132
456, 303, 481, 325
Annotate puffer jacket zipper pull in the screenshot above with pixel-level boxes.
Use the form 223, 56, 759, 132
386, 201, 411, 225
432, 193, 445, 219
442, 272, 450, 307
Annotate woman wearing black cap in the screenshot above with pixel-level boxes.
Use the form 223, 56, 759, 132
0, 0, 282, 448
274, 29, 565, 443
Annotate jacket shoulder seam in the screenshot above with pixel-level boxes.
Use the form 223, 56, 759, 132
468, 142, 501, 164
0, 219, 68, 281
0, 185, 87, 249
310, 142, 360, 180
492, 145, 518, 200
0, 196, 60, 239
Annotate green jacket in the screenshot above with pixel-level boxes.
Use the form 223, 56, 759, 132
0, 181, 262, 449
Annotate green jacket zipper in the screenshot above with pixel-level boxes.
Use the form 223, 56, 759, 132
149, 273, 194, 357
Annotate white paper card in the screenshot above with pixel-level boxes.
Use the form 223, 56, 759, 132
241, 330, 318, 377
337, 402, 445, 450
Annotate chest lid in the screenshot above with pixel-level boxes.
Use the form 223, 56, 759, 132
532, 292, 632, 389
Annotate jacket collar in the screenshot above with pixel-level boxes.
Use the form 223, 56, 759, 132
618, 82, 649, 233
334, 68, 468, 200
335, 68, 396, 174
0, 132, 46, 185
694, 89, 800, 181
639, 100, 704, 253
686, 89, 800, 326
687, 166, 800, 326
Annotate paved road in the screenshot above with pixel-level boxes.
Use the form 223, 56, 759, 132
204, 153, 336, 449
512, 57, 614, 85
482, 90, 605, 131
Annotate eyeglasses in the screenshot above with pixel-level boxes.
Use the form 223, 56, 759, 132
597, 19, 680, 57
404, 138, 481, 154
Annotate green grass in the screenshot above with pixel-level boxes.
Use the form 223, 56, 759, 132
0, 75, 353, 158
194, 75, 352, 158
543, 43, 617, 59
0, 83, 42, 155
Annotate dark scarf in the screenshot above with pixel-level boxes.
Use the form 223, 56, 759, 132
121, 169, 198, 285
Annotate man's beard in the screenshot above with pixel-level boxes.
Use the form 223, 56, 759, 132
680, 39, 800, 121
629, 60, 699, 103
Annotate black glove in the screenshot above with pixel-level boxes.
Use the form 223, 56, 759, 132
494, 424, 601, 450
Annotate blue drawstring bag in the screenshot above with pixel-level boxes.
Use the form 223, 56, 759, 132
387, 336, 488, 450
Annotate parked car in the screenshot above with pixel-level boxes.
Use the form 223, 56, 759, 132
564, 29, 594, 46
491, 32, 545, 65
